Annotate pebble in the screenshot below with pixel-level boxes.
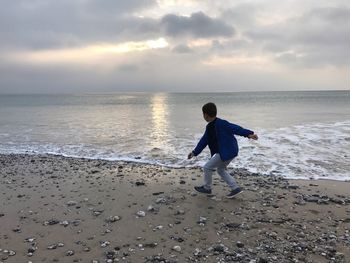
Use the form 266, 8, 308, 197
60, 220, 69, 227
172, 245, 181, 252
105, 250, 116, 259
27, 247, 36, 253
155, 197, 167, 204
93, 210, 104, 216
43, 219, 59, 226
105, 215, 121, 223
144, 243, 158, 248
193, 248, 202, 256
236, 241, 244, 248
212, 244, 227, 253
136, 210, 146, 217
72, 220, 81, 226
198, 216, 207, 225
152, 192, 164, 196
12, 227, 21, 233
47, 244, 58, 250
100, 241, 110, 247
147, 205, 158, 212
66, 200, 77, 206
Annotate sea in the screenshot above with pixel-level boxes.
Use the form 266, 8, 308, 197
0, 91, 349, 181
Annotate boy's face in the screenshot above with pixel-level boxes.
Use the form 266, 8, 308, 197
203, 113, 210, 122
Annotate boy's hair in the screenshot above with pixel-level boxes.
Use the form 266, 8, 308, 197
202, 102, 217, 117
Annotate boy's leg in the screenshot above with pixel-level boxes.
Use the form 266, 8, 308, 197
216, 158, 239, 190
203, 154, 222, 189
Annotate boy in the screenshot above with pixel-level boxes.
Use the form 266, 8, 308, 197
188, 102, 258, 198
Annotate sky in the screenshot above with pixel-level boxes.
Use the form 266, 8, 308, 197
0, 0, 349, 93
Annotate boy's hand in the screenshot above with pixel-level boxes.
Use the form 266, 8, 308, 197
188, 152, 194, 159
248, 133, 258, 140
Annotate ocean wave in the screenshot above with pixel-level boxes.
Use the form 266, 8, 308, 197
1, 120, 350, 181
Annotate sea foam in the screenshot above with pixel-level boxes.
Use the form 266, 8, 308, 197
1, 121, 349, 181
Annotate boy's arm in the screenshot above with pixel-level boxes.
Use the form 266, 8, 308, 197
191, 131, 208, 157
226, 121, 255, 137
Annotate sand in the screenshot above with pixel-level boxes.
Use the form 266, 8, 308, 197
0, 154, 349, 263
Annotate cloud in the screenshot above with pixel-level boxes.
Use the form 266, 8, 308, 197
307, 5, 350, 23
161, 12, 235, 38
0, 1, 349, 93
220, 3, 260, 28
0, 2, 233, 52
84, 0, 155, 14
117, 64, 139, 72
172, 44, 193, 53
243, 6, 350, 67
0, 0, 159, 50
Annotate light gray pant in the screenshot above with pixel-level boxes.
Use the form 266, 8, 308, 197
203, 154, 238, 190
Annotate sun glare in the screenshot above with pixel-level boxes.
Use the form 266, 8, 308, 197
202, 55, 269, 66
9, 38, 169, 64
97, 38, 169, 53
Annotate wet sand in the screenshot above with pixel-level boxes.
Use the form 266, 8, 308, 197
0, 154, 349, 263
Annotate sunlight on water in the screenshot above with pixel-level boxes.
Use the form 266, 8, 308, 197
150, 93, 169, 149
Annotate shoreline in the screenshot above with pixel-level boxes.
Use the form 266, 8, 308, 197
3, 152, 349, 182
0, 153, 349, 262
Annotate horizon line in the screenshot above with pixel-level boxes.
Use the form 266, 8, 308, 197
1, 89, 350, 96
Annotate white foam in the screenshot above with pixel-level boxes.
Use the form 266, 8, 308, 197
232, 121, 350, 180
1, 121, 350, 181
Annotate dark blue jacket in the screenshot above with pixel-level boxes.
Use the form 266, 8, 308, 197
193, 118, 254, 161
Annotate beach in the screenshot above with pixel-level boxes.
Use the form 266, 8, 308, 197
0, 154, 349, 262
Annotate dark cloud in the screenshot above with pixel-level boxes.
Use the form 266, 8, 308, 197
0, 0, 234, 51
172, 44, 193, 53
0, 0, 158, 49
161, 12, 235, 38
